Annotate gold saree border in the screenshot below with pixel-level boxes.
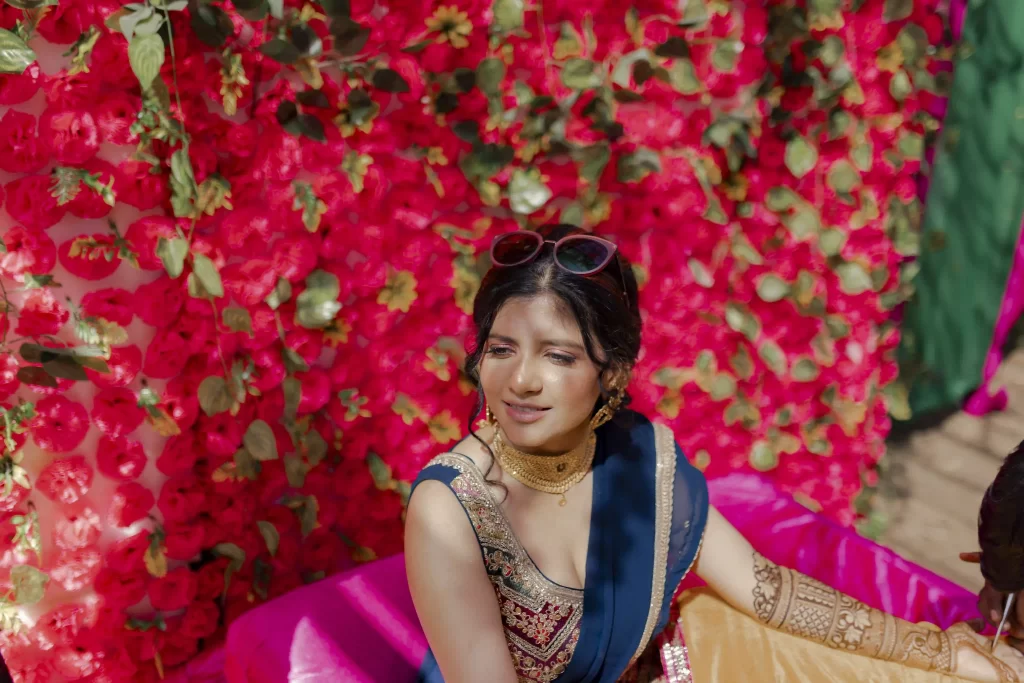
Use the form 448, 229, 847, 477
629, 422, 677, 664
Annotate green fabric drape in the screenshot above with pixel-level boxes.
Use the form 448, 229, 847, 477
899, 0, 1024, 418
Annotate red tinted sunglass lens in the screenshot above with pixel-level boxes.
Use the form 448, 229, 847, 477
555, 237, 614, 274
491, 232, 542, 266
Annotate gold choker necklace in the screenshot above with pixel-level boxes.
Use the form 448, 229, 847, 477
492, 429, 596, 506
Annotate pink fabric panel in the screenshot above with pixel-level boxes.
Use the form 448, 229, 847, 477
222, 552, 427, 683
216, 473, 978, 682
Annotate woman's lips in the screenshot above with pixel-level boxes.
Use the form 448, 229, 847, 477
503, 401, 550, 424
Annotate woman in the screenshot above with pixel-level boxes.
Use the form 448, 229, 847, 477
405, 224, 1024, 682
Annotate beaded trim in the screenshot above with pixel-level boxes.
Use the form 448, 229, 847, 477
629, 422, 677, 665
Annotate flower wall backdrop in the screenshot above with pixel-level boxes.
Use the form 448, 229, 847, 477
0, 0, 951, 679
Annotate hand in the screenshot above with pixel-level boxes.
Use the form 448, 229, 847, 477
949, 622, 1024, 682
960, 551, 1024, 652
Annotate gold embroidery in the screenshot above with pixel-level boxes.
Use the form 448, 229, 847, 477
630, 423, 677, 665
748, 551, 1023, 678
423, 454, 583, 683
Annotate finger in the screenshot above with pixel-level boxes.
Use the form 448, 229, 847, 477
960, 551, 982, 564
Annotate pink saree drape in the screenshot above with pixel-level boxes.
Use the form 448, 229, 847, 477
217, 473, 978, 683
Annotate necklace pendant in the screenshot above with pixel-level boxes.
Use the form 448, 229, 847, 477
559, 494, 567, 507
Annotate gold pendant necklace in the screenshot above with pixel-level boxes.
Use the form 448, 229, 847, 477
491, 428, 596, 506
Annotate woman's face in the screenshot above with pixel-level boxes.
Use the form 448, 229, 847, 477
479, 293, 603, 455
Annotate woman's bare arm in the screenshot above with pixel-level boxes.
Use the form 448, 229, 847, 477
694, 506, 1023, 682
405, 480, 518, 683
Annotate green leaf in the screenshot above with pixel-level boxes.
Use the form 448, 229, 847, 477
819, 228, 847, 257
233, 0, 270, 21
617, 147, 661, 183
508, 169, 551, 215
266, 278, 292, 310
765, 187, 799, 212
257, 521, 280, 557
0, 28, 37, 75
451, 119, 480, 143
708, 373, 736, 401
283, 376, 302, 419
898, 131, 924, 160
11, 565, 48, 605
4, 0, 59, 8
611, 48, 651, 89
267, 0, 284, 18
654, 36, 689, 58
560, 58, 602, 90
730, 346, 755, 380
669, 59, 701, 95
889, 69, 912, 101
883, 0, 913, 22
156, 237, 188, 278
332, 17, 370, 56
711, 40, 739, 72
883, 381, 911, 420
305, 430, 328, 466
835, 262, 873, 294
725, 304, 760, 341
791, 357, 820, 382
749, 441, 778, 472
783, 207, 821, 241
784, 135, 817, 179
244, 419, 279, 461
282, 347, 309, 374
755, 274, 790, 302
198, 376, 235, 416
192, 254, 224, 298
476, 57, 506, 97
259, 37, 301, 64
758, 340, 788, 376
827, 160, 860, 195
367, 453, 393, 490
284, 454, 306, 487
42, 356, 88, 381
222, 306, 252, 335
560, 201, 584, 227
491, 0, 524, 33
190, 2, 233, 47
213, 542, 246, 572
688, 258, 714, 288
574, 142, 610, 185
819, 35, 844, 67
372, 68, 410, 93
296, 270, 342, 329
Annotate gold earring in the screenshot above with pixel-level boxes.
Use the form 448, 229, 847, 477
590, 379, 625, 430
478, 405, 497, 430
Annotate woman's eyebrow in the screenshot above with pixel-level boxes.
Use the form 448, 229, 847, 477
541, 338, 585, 351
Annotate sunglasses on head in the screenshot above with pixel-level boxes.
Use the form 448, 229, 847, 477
489, 231, 630, 308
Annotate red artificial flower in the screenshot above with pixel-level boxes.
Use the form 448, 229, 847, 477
40, 108, 100, 165
53, 507, 102, 550
93, 567, 148, 608
95, 92, 141, 145
35, 1, 96, 44
179, 600, 220, 639
106, 530, 150, 573
108, 482, 155, 527
2, 175, 67, 231
157, 474, 205, 524
57, 234, 122, 280
134, 276, 186, 328
36, 455, 93, 504
14, 288, 68, 337
92, 386, 145, 438
142, 329, 189, 379
155, 433, 200, 477
0, 63, 42, 106
125, 217, 181, 271
115, 158, 170, 210
32, 396, 89, 453
86, 345, 143, 389
0, 354, 20, 402
0, 225, 56, 280
96, 434, 147, 481
0, 110, 46, 173
0, 477, 29, 514
195, 558, 230, 601
147, 566, 197, 611
80, 287, 135, 327
220, 259, 278, 307
163, 522, 206, 561
66, 158, 118, 220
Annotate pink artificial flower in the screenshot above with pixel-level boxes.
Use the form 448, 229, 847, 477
92, 387, 145, 438
2, 175, 67, 231
36, 455, 93, 504
32, 396, 89, 453
0, 225, 56, 280
157, 475, 205, 524
53, 507, 102, 550
108, 482, 155, 527
96, 434, 147, 481
57, 234, 122, 280
86, 345, 143, 389
0, 63, 43, 106
40, 109, 100, 165
0, 110, 47, 173
51, 546, 103, 591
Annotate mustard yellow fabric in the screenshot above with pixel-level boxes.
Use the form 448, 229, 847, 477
676, 589, 965, 682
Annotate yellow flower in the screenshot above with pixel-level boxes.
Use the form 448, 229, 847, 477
377, 269, 418, 312
426, 6, 473, 49
428, 410, 462, 444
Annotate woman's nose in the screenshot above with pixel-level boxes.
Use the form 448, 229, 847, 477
510, 359, 542, 395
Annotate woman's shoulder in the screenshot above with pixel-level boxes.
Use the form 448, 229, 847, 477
413, 425, 496, 487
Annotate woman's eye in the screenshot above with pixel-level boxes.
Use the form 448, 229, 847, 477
486, 346, 513, 357
549, 353, 576, 366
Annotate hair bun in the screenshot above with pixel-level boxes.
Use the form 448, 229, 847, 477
979, 439, 1024, 592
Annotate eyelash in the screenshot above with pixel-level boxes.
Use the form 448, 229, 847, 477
485, 346, 577, 366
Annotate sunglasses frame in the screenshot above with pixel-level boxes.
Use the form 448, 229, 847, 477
489, 232, 630, 307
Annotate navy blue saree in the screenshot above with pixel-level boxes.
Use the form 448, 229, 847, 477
412, 411, 709, 682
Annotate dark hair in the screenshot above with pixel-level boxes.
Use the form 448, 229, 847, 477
463, 224, 642, 451
978, 439, 1024, 592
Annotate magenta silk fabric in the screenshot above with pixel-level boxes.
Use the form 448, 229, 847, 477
211, 473, 978, 683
